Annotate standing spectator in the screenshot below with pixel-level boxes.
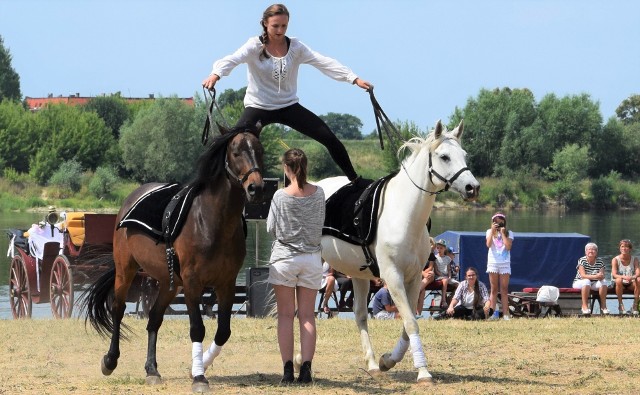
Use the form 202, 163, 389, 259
611, 239, 639, 314
319, 260, 338, 317
486, 212, 514, 320
267, 148, 325, 384
446, 267, 492, 319
572, 242, 609, 315
371, 280, 399, 319
202, 3, 372, 184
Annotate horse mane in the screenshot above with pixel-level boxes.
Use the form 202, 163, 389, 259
190, 125, 258, 189
396, 125, 449, 162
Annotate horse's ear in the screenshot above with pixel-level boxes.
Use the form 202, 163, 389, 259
434, 120, 443, 139
454, 119, 464, 139
217, 122, 229, 135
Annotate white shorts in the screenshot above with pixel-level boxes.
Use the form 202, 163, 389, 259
487, 262, 511, 275
572, 279, 607, 290
268, 251, 323, 290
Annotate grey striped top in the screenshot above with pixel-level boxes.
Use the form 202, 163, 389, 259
266, 186, 325, 262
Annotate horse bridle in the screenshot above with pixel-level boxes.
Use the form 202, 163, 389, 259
225, 160, 261, 185
401, 151, 470, 196
224, 132, 262, 185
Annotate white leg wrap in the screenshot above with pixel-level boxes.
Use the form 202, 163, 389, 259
390, 337, 410, 362
203, 342, 222, 370
409, 334, 427, 369
191, 342, 204, 377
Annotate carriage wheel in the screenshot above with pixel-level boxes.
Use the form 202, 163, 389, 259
9, 255, 32, 319
50, 255, 74, 319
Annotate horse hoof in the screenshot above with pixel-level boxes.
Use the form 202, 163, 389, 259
192, 375, 209, 393
378, 353, 396, 372
100, 356, 114, 376
293, 353, 302, 373
367, 368, 384, 379
417, 368, 434, 385
145, 375, 163, 385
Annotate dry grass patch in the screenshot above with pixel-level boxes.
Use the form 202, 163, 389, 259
0, 316, 637, 394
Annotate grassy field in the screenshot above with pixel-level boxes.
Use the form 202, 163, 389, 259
0, 316, 637, 394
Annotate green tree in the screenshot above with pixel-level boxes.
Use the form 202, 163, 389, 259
83, 95, 131, 139
305, 143, 340, 180
29, 104, 115, 184
48, 159, 83, 193
0, 36, 21, 102
0, 99, 38, 173
588, 117, 626, 178
616, 94, 640, 125
119, 98, 202, 183
319, 112, 363, 140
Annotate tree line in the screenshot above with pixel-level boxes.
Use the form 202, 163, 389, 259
2, 34, 640, 208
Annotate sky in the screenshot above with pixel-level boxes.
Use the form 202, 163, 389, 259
1, 0, 639, 135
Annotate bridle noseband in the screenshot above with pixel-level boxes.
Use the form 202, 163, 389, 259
402, 151, 470, 195
225, 160, 261, 185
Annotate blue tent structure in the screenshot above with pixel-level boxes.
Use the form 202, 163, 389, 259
434, 231, 590, 292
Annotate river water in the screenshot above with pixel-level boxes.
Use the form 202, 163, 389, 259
2, 208, 638, 319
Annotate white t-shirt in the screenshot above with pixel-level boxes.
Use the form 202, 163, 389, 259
486, 229, 514, 264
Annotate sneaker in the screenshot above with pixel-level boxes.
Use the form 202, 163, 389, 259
281, 360, 294, 384
601, 308, 610, 315
581, 308, 591, 314
415, 314, 423, 320
503, 315, 511, 321
633, 310, 639, 316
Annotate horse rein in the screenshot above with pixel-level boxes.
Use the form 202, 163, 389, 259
201, 87, 231, 145
368, 89, 469, 195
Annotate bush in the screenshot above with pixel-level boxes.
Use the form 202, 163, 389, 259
88, 166, 119, 199
49, 159, 83, 193
305, 144, 341, 180
591, 173, 617, 209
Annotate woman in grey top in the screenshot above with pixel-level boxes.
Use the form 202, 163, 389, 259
266, 148, 324, 384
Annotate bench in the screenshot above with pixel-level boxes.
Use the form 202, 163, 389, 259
515, 287, 638, 316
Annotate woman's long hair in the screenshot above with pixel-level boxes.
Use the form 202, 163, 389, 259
282, 148, 307, 190
259, 3, 289, 59
465, 267, 482, 308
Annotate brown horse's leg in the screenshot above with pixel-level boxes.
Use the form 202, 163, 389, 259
183, 283, 210, 392
144, 283, 178, 384
102, 238, 139, 375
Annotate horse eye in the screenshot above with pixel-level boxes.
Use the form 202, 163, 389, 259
441, 155, 450, 162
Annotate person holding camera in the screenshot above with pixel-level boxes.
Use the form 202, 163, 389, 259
486, 212, 514, 320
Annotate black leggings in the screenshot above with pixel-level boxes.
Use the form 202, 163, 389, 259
236, 103, 357, 180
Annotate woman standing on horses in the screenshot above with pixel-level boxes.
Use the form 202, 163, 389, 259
486, 212, 514, 320
202, 3, 372, 184
266, 148, 325, 384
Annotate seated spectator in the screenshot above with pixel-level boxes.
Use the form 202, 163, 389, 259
336, 272, 354, 311
572, 242, 609, 315
434, 239, 458, 308
611, 239, 640, 315
446, 267, 492, 320
320, 261, 338, 317
371, 280, 399, 319
416, 238, 437, 315
447, 247, 460, 281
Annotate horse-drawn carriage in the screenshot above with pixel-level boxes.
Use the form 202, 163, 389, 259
6, 209, 150, 319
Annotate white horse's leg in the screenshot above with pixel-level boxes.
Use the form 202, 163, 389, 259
351, 278, 381, 375
202, 342, 223, 372
383, 274, 433, 383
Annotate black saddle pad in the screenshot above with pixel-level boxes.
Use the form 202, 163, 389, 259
323, 174, 395, 245
117, 183, 196, 242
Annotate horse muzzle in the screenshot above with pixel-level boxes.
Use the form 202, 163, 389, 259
245, 179, 264, 203
463, 183, 480, 201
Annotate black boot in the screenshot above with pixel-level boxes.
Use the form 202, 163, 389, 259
296, 361, 312, 384
281, 360, 294, 384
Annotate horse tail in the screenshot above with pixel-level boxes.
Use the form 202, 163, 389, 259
80, 267, 130, 339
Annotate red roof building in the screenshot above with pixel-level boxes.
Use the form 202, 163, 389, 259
25, 93, 194, 111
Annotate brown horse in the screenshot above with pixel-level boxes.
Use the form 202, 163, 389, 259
82, 125, 264, 392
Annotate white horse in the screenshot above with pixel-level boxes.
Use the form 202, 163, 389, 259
318, 120, 479, 383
